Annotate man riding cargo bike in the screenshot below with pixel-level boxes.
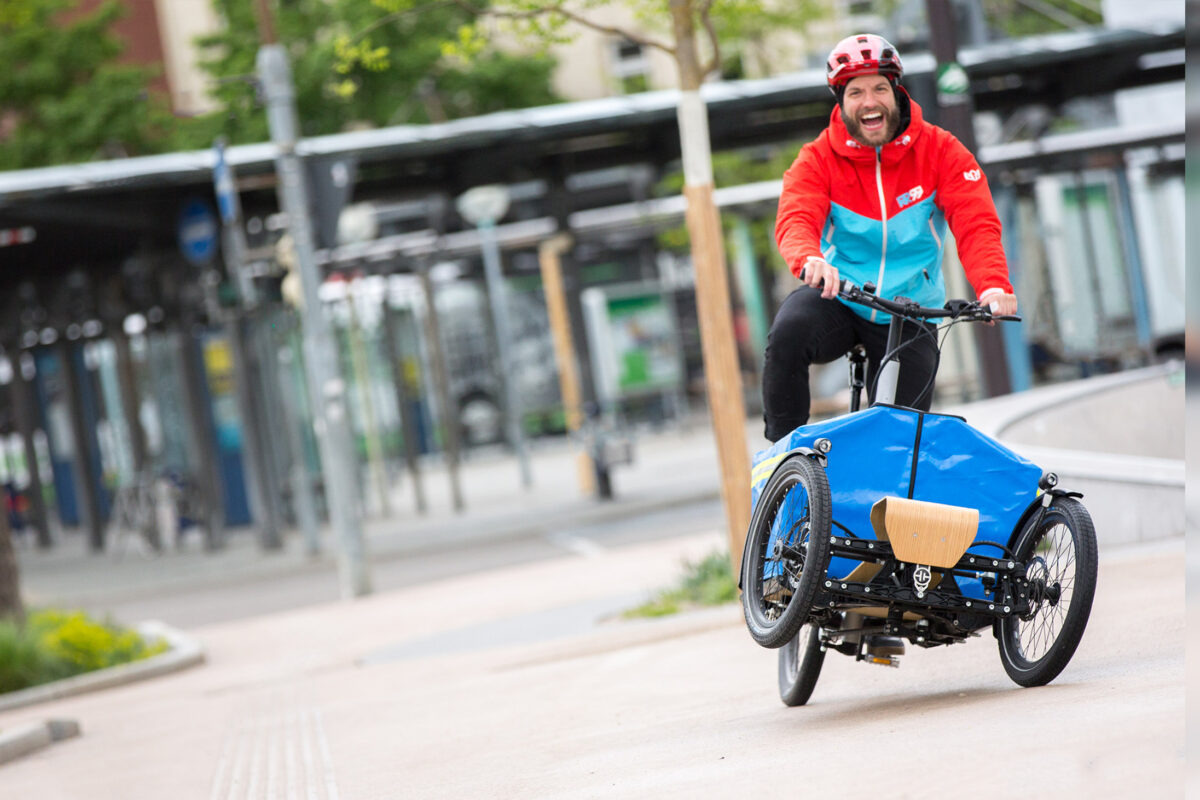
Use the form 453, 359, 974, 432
741, 34, 1097, 706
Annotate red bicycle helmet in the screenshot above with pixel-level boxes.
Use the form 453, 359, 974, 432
826, 33, 903, 90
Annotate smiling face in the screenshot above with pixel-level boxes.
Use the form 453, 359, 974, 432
842, 74, 900, 147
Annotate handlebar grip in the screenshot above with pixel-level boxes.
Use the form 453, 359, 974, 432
797, 266, 851, 297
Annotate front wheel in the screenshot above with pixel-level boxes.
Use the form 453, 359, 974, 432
778, 623, 826, 706
998, 497, 1098, 687
740, 455, 832, 649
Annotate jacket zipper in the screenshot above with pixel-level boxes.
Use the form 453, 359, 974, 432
872, 148, 887, 322
822, 221, 837, 263
927, 218, 942, 249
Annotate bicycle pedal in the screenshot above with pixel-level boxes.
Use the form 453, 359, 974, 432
861, 634, 905, 663
864, 655, 900, 668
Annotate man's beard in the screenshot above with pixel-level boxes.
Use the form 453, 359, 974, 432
845, 105, 900, 146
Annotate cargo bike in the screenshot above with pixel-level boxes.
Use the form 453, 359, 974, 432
740, 279, 1098, 706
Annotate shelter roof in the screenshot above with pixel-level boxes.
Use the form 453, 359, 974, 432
0, 22, 1182, 205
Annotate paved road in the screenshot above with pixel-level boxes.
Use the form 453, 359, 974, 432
21, 498, 726, 630
0, 530, 1182, 799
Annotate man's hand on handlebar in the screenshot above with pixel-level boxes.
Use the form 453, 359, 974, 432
800, 256, 840, 300
979, 288, 1018, 318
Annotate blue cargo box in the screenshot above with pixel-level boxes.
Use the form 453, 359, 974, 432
750, 405, 1042, 599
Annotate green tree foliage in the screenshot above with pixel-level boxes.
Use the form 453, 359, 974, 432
0, 0, 176, 169
342, 1, 826, 86
704, 0, 826, 79
183, 0, 561, 146
983, 0, 1103, 37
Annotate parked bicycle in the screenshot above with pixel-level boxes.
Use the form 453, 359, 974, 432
740, 279, 1098, 706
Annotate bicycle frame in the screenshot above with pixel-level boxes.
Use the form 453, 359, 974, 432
874, 317, 903, 406
847, 345, 867, 413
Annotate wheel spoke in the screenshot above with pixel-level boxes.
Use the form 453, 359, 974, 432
1016, 520, 1080, 663
756, 477, 812, 615
744, 456, 831, 649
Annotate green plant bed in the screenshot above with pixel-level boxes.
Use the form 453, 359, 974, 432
623, 550, 738, 619
0, 610, 167, 695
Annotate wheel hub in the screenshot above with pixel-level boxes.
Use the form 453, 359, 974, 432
1044, 581, 1062, 604
1021, 556, 1051, 619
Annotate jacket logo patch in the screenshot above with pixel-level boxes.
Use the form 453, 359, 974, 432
963, 169, 982, 182
896, 185, 924, 208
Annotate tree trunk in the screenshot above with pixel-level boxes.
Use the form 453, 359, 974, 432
669, 0, 752, 571
0, 486, 25, 624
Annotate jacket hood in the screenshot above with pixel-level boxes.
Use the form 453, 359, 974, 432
828, 88, 925, 164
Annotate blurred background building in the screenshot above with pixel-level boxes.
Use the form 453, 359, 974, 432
0, 0, 1183, 554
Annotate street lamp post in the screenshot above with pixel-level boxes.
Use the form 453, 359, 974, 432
255, 5, 370, 597
456, 186, 532, 488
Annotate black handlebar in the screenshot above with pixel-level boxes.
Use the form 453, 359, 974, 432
808, 273, 1020, 324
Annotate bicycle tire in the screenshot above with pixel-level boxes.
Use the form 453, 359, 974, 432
740, 455, 832, 649
778, 622, 826, 706
997, 497, 1098, 687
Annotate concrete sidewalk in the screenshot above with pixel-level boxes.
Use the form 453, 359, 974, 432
14, 361, 1183, 611
0, 530, 1183, 798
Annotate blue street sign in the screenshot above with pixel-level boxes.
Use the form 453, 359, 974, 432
178, 198, 218, 266
213, 139, 238, 224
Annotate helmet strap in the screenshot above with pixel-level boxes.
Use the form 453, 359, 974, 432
892, 84, 911, 140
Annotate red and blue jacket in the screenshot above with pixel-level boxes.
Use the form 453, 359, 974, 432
775, 91, 1012, 322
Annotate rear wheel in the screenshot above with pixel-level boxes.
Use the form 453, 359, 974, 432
778, 623, 826, 706
740, 455, 832, 649
998, 497, 1098, 687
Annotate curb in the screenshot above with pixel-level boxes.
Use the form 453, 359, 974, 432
1004, 445, 1183, 486
976, 363, 1185, 544
955, 361, 1181, 441
0, 621, 205, 715
0, 718, 80, 766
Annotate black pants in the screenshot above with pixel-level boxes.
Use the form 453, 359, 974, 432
761, 287, 939, 442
